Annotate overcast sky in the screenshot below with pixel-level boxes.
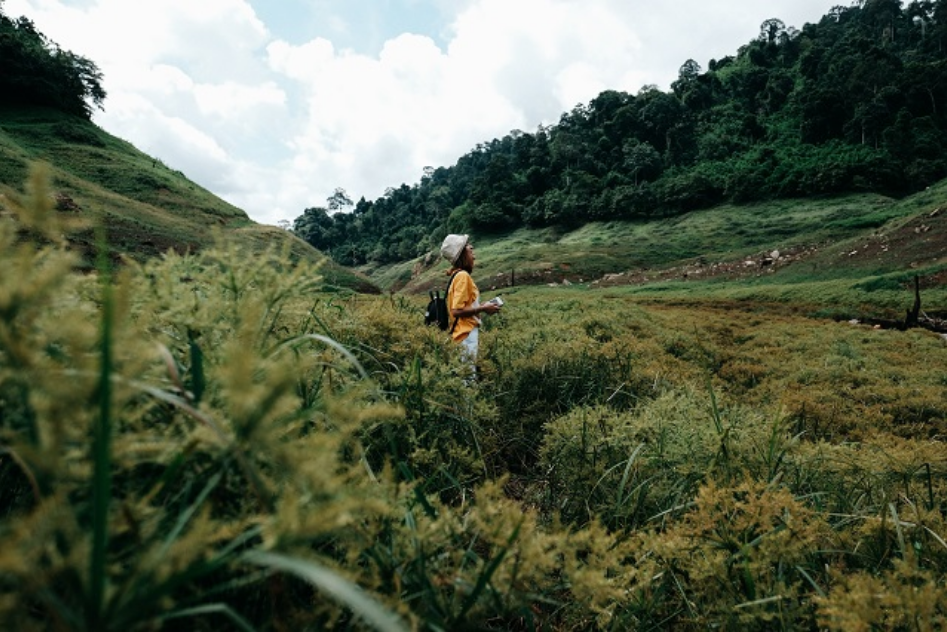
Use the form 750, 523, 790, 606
6, 0, 839, 226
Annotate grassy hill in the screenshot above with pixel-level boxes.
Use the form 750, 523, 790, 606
364, 181, 947, 323
4, 104, 946, 317
5, 107, 947, 632
0, 105, 379, 293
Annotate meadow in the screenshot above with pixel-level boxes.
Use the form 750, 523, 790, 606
0, 107, 379, 294
2, 169, 946, 631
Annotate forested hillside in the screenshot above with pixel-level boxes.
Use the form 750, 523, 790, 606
294, 0, 947, 266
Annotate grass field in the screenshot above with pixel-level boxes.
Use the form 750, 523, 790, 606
0, 107, 378, 291
379, 180, 947, 333
2, 176, 945, 630
2, 107, 947, 630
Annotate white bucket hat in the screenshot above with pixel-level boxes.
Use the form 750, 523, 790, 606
440, 233, 468, 265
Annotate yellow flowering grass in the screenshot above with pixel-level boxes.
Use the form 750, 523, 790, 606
1, 168, 945, 630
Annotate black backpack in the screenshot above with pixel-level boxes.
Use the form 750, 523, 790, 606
425, 272, 460, 332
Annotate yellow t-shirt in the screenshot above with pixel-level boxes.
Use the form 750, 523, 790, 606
447, 270, 480, 342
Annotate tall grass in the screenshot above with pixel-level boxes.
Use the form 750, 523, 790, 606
1, 167, 945, 630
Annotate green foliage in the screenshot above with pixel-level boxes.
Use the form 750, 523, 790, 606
0, 110, 369, 291
3, 169, 947, 630
296, 1, 947, 268
0, 167, 405, 630
393, 179, 947, 299
0, 8, 105, 118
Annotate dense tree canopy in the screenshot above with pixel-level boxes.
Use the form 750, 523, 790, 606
294, 0, 947, 267
0, 2, 106, 118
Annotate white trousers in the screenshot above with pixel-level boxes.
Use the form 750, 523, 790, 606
460, 327, 479, 363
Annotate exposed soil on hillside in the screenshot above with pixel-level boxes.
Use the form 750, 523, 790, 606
446, 201, 947, 333
580, 203, 947, 290
409, 201, 947, 323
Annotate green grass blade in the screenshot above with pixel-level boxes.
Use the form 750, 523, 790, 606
614, 444, 645, 511
888, 503, 907, 558
705, 373, 724, 435
458, 522, 521, 620
88, 222, 114, 629
187, 327, 206, 404
108, 525, 263, 626
243, 551, 409, 632
794, 565, 826, 598
161, 471, 223, 557
271, 333, 369, 379
160, 603, 258, 632
922, 526, 947, 553
37, 587, 83, 630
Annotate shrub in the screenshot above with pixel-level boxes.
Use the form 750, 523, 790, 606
3, 165, 946, 630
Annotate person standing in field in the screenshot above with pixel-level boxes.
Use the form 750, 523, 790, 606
440, 234, 501, 371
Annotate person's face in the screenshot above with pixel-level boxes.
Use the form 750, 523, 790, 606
465, 243, 475, 268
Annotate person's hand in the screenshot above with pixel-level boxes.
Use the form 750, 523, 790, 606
481, 303, 501, 315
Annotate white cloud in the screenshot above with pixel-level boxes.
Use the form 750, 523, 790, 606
266, 38, 337, 81
4, 0, 840, 226
193, 82, 286, 120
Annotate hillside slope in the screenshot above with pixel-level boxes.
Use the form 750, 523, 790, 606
365, 179, 947, 320
0, 106, 379, 292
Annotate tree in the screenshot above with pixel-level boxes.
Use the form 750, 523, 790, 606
635, 89, 685, 155
0, 9, 106, 117
759, 18, 787, 44
672, 59, 712, 109
286, 0, 947, 264
293, 207, 334, 251
676, 59, 701, 83
327, 187, 353, 213
622, 141, 662, 185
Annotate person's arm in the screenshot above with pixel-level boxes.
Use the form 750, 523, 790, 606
450, 302, 500, 318
448, 272, 501, 318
